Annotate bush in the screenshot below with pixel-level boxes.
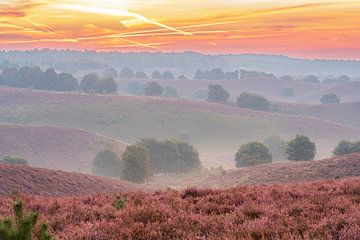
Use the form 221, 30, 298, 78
1, 156, 28, 165
236, 92, 271, 111
139, 139, 201, 173
286, 135, 316, 161
235, 142, 273, 167
121, 145, 150, 184
206, 84, 230, 104
333, 140, 360, 156
144, 82, 163, 96
0, 200, 54, 240
263, 136, 287, 161
280, 86, 295, 98
93, 149, 123, 178
320, 93, 340, 104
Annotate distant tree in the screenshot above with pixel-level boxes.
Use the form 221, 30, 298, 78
194, 70, 203, 79
152, 71, 162, 79
121, 145, 150, 183
162, 86, 179, 98
162, 71, 175, 80
236, 92, 271, 111
80, 73, 98, 93
209, 68, 225, 80
104, 68, 118, 79
135, 71, 148, 79
192, 89, 207, 100
323, 76, 350, 84
280, 86, 295, 98
303, 75, 320, 84
286, 135, 316, 161
333, 140, 360, 156
320, 93, 340, 104
144, 81, 163, 96
280, 75, 293, 81
206, 84, 230, 104
235, 142, 273, 167
240, 70, 276, 79
36, 68, 58, 90
1, 156, 28, 165
139, 139, 201, 173
94, 77, 118, 94
93, 149, 123, 178
263, 136, 287, 161
125, 81, 144, 95
177, 75, 187, 80
56, 73, 78, 91
1, 67, 20, 87
119, 68, 134, 79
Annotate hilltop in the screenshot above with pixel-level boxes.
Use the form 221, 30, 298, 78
0, 86, 359, 168
0, 163, 141, 196
0, 123, 127, 173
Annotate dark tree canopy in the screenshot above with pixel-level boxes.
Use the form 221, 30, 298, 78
162, 86, 179, 98
93, 149, 123, 178
152, 71, 162, 79
235, 142, 273, 167
320, 93, 340, 104
104, 68, 118, 79
323, 75, 350, 84
239, 70, 276, 79
286, 135, 316, 161
303, 75, 320, 84
121, 145, 150, 184
206, 84, 230, 104
236, 92, 271, 111
80, 73, 117, 94
119, 68, 134, 79
144, 81, 163, 96
135, 71, 148, 79
138, 139, 201, 173
162, 71, 175, 80
333, 140, 360, 156
80, 73, 98, 93
193, 68, 238, 80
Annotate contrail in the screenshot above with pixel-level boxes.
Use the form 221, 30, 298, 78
54, 4, 192, 36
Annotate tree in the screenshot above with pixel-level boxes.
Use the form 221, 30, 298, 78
138, 139, 201, 173
235, 142, 273, 167
192, 89, 207, 100
1, 156, 28, 165
280, 86, 295, 98
303, 75, 320, 84
93, 149, 123, 178
162, 86, 179, 98
121, 145, 150, 183
194, 70, 203, 79
0, 201, 54, 240
280, 75, 293, 81
333, 140, 360, 156
263, 136, 287, 161
56, 73, 78, 91
104, 68, 118, 79
80, 73, 98, 93
36, 68, 58, 90
125, 81, 144, 95
94, 77, 118, 94
144, 82, 163, 96
135, 71, 148, 79
178, 75, 187, 80
206, 84, 230, 104
320, 93, 340, 104
162, 71, 175, 80
286, 135, 316, 161
236, 92, 271, 111
119, 68, 134, 79
152, 71, 162, 79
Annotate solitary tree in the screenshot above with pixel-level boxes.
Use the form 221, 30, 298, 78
93, 149, 123, 178
236, 92, 271, 111
144, 82, 163, 96
206, 84, 230, 104
320, 93, 340, 104
235, 142, 273, 167
286, 135, 316, 161
333, 140, 360, 156
121, 145, 150, 183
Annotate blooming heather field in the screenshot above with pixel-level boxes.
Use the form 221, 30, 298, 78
0, 178, 359, 239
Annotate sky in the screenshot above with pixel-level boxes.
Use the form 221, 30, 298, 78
0, 0, 360, 59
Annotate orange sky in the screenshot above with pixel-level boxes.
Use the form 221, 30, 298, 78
1, 0, 360, 59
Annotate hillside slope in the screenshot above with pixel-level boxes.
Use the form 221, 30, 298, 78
0, 123, 127, 173
275, 101, 360, 129
0, 86, 359, 168
0, 163, 141, 196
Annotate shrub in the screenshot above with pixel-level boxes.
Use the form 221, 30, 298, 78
320, 93, 340, 104
112, 196, 127, 210
0, 200, 54, 240
280, 86, 295, 98
138, 139, 201, 173
206, 84, 230, 104
144, 82, 163, 96
236, 92, 271, 111
333, 140, 360, 156
1, 156, 28, 165
235, 142, 273, 167
263, 135, 287, 161
121, 145, 150, 184
286, 135, 316, 161
93, 149, 123, 178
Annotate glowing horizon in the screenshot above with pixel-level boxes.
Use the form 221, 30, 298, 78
1, 0, 360, 59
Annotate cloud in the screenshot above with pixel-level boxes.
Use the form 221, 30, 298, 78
0, 0, 42, 17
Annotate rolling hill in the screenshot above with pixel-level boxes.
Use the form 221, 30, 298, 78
0, 86, 359, 168
0, 163, 141, 196
0, 123, 127, 173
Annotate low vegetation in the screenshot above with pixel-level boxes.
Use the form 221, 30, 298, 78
1, 156, 28, 165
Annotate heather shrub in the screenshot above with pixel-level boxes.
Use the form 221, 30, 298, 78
286, 135, 316, 161
1, 156, 28, 165
235, 142, 273, 167
112, 196, 127, 210
236, 92, 271, 111
0, 200, 54, 240
121, 145, 150, 183
92, 149, 123, 178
